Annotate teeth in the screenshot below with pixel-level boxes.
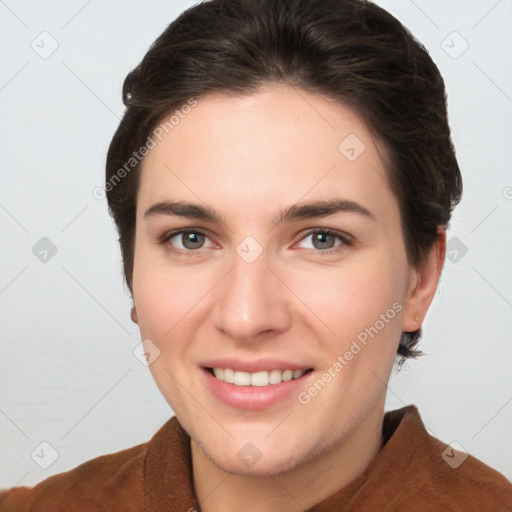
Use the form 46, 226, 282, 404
211, 368, 307, 386
250, 371, 269, 387
269, 369, 282, 384
223, 368, 235, 384
282, 369, 293, 381
233, 371, 251, 386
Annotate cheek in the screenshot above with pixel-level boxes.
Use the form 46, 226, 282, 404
301, 259, 403, 340
131, 263, 209, 407
290, 276, 403, 439
132, 232, 209, 333
292, 261, 406, 414
133, 265, 203, 344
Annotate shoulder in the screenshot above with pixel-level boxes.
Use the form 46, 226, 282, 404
422, 434, 512, 510
0, 442, 147, 512
374, 406, 512, 511
398, 407, 512, 510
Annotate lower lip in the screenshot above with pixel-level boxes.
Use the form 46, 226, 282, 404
201, 368, 313, 411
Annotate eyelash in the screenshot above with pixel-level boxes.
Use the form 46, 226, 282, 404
158, 228, 353, 257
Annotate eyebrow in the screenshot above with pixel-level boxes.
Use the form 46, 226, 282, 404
143, 198, 376, 225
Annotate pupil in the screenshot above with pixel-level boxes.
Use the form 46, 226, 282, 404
184, 232, 203, 249
315, 233, 333, 249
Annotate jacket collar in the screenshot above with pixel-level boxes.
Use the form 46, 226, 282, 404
144, 405, 424, 511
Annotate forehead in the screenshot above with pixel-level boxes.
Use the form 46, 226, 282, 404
137, 84, 397, 226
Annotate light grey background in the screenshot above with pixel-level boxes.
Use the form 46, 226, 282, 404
1, 0, 511, 488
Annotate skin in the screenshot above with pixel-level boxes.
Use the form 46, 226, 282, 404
130, 83, 446, 511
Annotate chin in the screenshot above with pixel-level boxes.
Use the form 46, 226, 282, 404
200, 442, 309, 477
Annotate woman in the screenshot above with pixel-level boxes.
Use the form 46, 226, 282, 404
2, 0, 511, 510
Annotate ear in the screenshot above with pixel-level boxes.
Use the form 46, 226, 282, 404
131, 305, 139, 325
402, 227, 446, 332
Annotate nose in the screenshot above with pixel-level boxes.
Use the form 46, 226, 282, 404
213, 249, 292, 342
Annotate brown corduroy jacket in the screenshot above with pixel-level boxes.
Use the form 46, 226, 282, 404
1, 405, 511, 511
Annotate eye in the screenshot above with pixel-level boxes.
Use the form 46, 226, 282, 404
159, 227, 352, 256
160, 229, 212, 255
297, 229, 352, 254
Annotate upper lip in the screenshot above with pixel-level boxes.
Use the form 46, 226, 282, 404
201, 358, 313, 373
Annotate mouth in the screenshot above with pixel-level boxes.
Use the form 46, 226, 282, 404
205, 367, 314, 387
200, 364, 315, 410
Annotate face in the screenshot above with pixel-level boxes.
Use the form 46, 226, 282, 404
131, 84, 421, 476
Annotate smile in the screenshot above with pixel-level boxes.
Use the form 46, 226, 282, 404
209, 367, 312, 387
201, 365, 315, 410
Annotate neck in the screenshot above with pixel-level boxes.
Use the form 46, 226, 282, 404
191, 402, 385, 512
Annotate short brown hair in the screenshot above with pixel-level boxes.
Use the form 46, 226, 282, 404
105, 0, 462, 359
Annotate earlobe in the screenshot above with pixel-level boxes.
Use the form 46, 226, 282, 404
131, 305, 139, 324
402, 227, 446, 333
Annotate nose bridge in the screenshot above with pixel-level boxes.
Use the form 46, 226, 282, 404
213, 245, 290, 340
